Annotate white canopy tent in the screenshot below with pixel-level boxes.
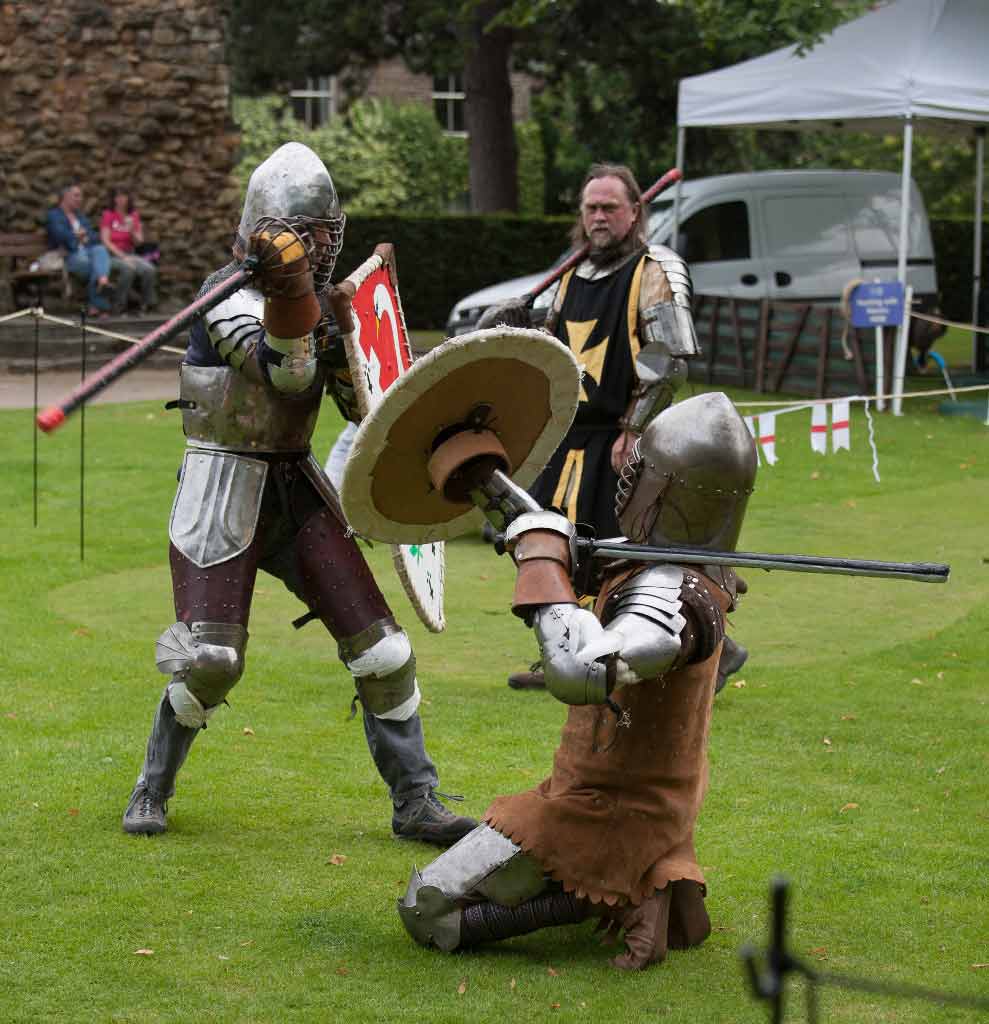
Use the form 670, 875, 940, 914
676, 0, 989, 370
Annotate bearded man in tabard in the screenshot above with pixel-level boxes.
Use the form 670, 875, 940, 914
480, 163, 747, 691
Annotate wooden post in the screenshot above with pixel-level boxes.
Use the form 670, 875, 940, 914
707, 296, 721, 384
755, 299, 770, 393
770, 304, 810, 393
815, 307, 831, 398
730, 299, 745, 385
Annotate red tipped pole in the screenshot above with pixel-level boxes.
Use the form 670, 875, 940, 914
36, 264, 254, 433
522, 167, 683, 307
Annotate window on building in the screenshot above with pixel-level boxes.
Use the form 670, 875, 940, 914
290, 76, 337, 129
432, 73, 466, 135
678, 201, 751, 263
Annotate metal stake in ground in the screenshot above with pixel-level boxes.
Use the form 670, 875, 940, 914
32, 309, 39, 527
79, 306, 87, 562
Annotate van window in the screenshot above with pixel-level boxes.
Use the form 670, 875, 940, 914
847, 186, 932, 260
678, 201, 750, 263
763, 195, 852, 257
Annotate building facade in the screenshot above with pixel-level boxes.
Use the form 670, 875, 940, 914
0, 0, 241, 304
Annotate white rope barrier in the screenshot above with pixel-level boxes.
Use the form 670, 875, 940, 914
732, 381, 989, 409
0, 307, 38, 324
0, 305, 186, 355
911, 310, 989, 336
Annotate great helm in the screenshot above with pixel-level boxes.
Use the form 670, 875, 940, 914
234, 142, 345, 293
615, 392, 757, 552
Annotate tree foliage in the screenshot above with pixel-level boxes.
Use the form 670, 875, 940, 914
232, 96, 469, 214
232, 1, 928, 214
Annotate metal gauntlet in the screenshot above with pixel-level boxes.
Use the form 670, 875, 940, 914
534, 604, 619, 705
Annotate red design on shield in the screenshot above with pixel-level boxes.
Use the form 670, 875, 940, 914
350, 266, 413, 399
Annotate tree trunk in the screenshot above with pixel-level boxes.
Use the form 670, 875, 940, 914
463, 1, 518, 213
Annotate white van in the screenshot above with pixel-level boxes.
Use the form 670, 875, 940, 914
445, 170, 938, 335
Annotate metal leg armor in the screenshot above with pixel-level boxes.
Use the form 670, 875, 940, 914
398, 824, 548, 950
459, 890, 590, 948
133, 689, 200, 801
280, 502, 444, 801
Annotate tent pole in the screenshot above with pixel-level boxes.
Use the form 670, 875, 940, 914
673, 126, 686, 245
972, 127, 985, 371
896, 117, 913, 287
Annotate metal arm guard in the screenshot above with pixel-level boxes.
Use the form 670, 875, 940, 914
643, 245, 701, 358
620, 343, 687, 434
313, 312, 362, 423
505, 512, 578, 618
468, 467, 541, 533
601, 566, 726, 686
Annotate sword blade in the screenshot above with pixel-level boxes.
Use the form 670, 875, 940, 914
582, 539, 950, 584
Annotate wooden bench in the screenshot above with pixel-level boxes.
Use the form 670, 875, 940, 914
0, 230, 78, 310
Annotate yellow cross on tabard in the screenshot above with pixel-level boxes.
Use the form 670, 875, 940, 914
566, 318, 609, 402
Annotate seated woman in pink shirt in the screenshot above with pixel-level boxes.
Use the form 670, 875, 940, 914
100, 187, 158, 314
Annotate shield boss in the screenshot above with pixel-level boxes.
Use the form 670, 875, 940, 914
341, 327, 581, 543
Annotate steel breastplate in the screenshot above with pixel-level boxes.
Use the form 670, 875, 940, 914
179, 363, 322, 453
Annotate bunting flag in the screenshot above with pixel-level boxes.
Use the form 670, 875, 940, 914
810, 404, 828, 454
831, 400, 851, 452
743, 416, 761, 464
757, 413, 778, 465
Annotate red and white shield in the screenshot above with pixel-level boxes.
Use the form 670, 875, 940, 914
340, 247, 445, 632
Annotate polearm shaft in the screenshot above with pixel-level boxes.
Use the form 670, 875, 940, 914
36, 259, 257, 433
581, 539, 950, 584
521, 167, 683, 307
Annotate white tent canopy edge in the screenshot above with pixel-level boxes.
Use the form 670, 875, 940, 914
675, 0, 988, 372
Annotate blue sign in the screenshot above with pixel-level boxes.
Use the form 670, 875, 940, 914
850, 281, 905, 328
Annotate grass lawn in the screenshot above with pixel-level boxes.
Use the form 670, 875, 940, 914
1, 376, 987, 1023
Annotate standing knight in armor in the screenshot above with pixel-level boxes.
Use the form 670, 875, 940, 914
398, 391, 757, 968
121, 143, 476, 846
482, 162, 747, 691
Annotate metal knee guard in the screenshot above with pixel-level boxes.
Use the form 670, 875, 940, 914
398, 824, 545, 951
340, 619, 419, 721
156, 621, 248, 728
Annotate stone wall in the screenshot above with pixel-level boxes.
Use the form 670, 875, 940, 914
0, 0, 241, 308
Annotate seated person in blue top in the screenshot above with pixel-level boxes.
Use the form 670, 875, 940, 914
45, 182, 123, 318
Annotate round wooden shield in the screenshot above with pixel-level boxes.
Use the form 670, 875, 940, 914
341, 327, 581, 544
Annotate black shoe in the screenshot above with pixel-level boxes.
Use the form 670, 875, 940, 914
508, 662, 545, 690
122, 785, 168, 835
392, 791, 477, 847
715, 638, 749, 695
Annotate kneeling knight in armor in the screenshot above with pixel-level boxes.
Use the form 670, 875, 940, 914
398, 391, 757, 968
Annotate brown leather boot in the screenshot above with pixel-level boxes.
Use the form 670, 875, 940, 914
667, 879, 711, 949
600, 887, 672, 970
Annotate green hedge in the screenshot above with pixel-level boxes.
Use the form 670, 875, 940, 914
341, 214, 989, 331
340, 214, 571, 330
930, 218, 989, 322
